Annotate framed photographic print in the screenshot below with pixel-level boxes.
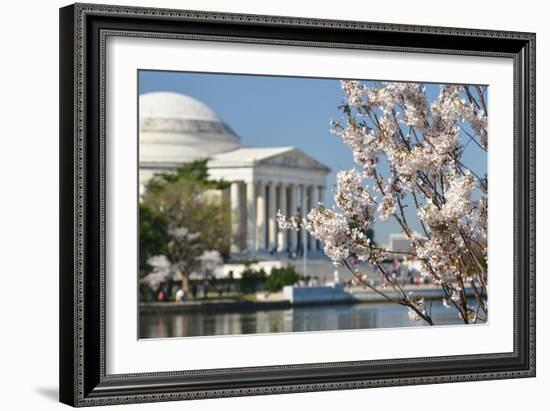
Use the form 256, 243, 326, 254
59, 2, 536, 407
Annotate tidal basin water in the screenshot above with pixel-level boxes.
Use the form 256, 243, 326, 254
139, 299, 483, 339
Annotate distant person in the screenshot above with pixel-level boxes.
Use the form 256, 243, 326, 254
157, 290, 165, 302
191, 284, 197, 299
175, 288, 184, 302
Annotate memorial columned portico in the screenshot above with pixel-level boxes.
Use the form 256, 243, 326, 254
207, 146, 330, 255
226, 180, 326, 254
139, 92, 330, 257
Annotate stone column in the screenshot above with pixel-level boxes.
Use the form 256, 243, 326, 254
246, 181, 256, 253
277, 183, 288, 252
288, 184, 298, 253
300, 185, 308, 253
267, 182, 277, 252
255, 181, 266, 251
317, 186, 325, 251
309, 185, 318, 252
230, 181, 243, 253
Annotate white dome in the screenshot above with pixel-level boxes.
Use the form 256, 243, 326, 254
139, 92, 241, 166
140, 92, 222, 123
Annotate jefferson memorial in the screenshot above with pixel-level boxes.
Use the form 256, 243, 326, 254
139, 92, 330, 257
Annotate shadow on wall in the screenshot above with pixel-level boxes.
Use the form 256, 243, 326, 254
35, 387, 58, 402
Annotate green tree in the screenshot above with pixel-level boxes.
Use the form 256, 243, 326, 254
265, 266, 301, 292
145, 159, 230, 192
140, 160, 231, 292
239, 268, 267, 294
164, 227, 203, 293
139, 204, 168, 278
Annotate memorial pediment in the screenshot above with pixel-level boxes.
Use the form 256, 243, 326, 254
259, 149, 330, 172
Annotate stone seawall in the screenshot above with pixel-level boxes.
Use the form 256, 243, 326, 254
140, 300, 291, 314
350, 285, 475, 302
140, 285, 476, 314
283, 283, 353, 305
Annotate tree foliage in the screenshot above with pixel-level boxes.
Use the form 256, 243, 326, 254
265, 266, 301, 292
239, 268, 267, 294
140, 160, 232, 291
139, 204, 168, 278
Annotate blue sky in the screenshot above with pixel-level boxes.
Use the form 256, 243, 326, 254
139, 70, 486, 245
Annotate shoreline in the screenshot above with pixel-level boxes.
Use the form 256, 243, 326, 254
140, 285, 475, 314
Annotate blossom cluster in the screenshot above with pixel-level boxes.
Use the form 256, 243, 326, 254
277, 171, 385, 265
407, 293, 427, 322
142, 226, 203, 289
279, 80, 488, 324
277, 167, 387, 265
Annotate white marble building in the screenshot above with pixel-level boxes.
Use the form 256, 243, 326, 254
139, 92, 330, 256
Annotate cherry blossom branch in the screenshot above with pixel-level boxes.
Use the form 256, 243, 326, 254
343, 260, 434, 326
475, 85, 488, 115
411, 191, 431, 239
284, 80, 488, 325
469, 279, 488, 317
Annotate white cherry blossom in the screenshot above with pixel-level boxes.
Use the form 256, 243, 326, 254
279, 80, 488, 325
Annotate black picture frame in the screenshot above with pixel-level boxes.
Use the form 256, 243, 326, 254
59, 3, 536, 407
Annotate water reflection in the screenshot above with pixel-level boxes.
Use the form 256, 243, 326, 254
140, 299, 483, 339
